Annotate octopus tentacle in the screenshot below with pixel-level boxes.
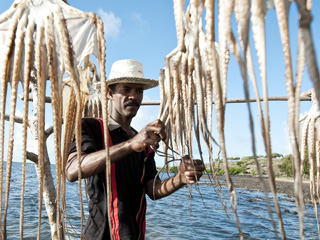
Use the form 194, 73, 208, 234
296, 0, 320, 109
308, 115, 316, 201
229, 19, 278, 237
251, 0, 270, 150
316, 123, 320, 201
45, 15, 62, 239
306, 0, 312, 11
35, 24, 47, 240
20, 17, 34, 239
293, 32, 307, 230
216, 1, 245, 237
274, 1, 301, 239
173, 0, 186, 51
95, 15, 111, 239
203, 1, 214, 158
172, 53, 182, 154
234, 0, 250, 54
180, 53, 188, 155
54, 6, 85, 238
316, 139, 320, 235
251, 2, 286, 238
295, 30, 305, 135
218, 0, 233, 105
0, 7, 22, 235
3, 9, 27, 238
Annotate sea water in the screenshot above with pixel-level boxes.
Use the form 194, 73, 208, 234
2, 162, 319, 239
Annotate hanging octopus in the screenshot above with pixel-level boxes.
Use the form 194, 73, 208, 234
299, 89, 320, 234
0, 0, 108, 239
160, 0, 319, 239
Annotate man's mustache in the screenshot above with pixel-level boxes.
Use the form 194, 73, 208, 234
124, 100, 140, 107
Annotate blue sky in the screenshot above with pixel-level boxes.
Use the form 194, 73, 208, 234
0, 1, 319, 166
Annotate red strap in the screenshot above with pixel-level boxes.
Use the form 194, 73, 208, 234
145, 146, 153, 158
96, 118, 120, 240
97, 118, 113, 147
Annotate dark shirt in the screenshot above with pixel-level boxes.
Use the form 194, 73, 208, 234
68, 117, 158, 240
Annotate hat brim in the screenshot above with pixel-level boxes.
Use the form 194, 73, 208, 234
106, 77, 159, 90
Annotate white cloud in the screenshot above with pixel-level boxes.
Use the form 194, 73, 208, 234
97, 8, 122, 39
130, 12, 149, 33
131, 12, 147, 26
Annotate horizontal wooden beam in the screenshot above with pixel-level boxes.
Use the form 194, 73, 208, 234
20, 95, 312, 105
141, 96, 312, 106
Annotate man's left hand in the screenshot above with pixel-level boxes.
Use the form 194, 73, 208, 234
179, 155, 205, 184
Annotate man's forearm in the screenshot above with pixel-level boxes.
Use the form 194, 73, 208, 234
147, 173, 186, 200
66, 140, 135, 182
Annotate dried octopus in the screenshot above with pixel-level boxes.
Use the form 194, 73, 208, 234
0, 0, 108, 239
159, 0, 319, 239
299, 89, 320, 233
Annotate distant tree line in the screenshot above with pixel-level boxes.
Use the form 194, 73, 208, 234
158, 152, 312, 178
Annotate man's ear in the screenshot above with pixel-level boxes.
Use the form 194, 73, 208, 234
107, 87, 113, 100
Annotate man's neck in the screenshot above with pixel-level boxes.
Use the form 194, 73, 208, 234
110, 113, 134, 137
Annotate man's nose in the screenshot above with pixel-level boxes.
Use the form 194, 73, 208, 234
128, 89, 140, 99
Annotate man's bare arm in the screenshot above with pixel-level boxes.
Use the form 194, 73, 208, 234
145, 156, 205, 200
66, 140, 136, 182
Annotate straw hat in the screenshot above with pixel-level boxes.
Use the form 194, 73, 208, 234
107, 59, 158, 90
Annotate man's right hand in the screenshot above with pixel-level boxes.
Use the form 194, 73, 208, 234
129, 119, 167, 152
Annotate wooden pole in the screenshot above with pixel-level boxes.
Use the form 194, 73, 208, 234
141, 96, 312, 105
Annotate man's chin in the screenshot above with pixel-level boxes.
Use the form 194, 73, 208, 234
125, 110, 138, 119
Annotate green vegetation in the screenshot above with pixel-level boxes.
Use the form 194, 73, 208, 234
216, 167, 246, 175
278, 155, 293, 176
229, 167, 246, 175
205, 168, 213, 174
277, 153, 311, 177
217, 169, 225, 175
214, 157, 240, 162
271, 153, 283, 159
236, 160, 245, 166
157, 152, 314, 178
169, 166, 179, 172
251, 170, 257, 176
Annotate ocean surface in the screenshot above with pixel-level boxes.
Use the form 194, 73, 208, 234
1, 162, 319, 239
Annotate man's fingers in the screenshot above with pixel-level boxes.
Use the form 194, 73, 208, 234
152, 142, 160, 150
147, 120, 167, 141
184, 173, 202, 184
183, 160, 205, 171
184, 171, 203, 184
147, 131, 161, 143
144, 134, 161, 149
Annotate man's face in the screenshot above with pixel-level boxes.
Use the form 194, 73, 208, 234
109, 83, 144, 119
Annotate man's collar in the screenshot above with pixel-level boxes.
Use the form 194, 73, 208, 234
108, 116, 121, 131
107, 116, 138, 134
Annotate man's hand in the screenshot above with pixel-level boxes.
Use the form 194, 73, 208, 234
178, 155, 205, 184
130, 119, 167, 152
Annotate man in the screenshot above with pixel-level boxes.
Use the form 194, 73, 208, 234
66, 59, 204, 240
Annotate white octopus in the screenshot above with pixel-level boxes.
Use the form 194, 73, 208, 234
159, 0, 319, 239
0, 0, 108, 239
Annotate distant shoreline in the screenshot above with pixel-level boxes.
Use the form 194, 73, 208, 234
201, 175, 312, 203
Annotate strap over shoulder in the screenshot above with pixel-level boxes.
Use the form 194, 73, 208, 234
96, 118, 113, 147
